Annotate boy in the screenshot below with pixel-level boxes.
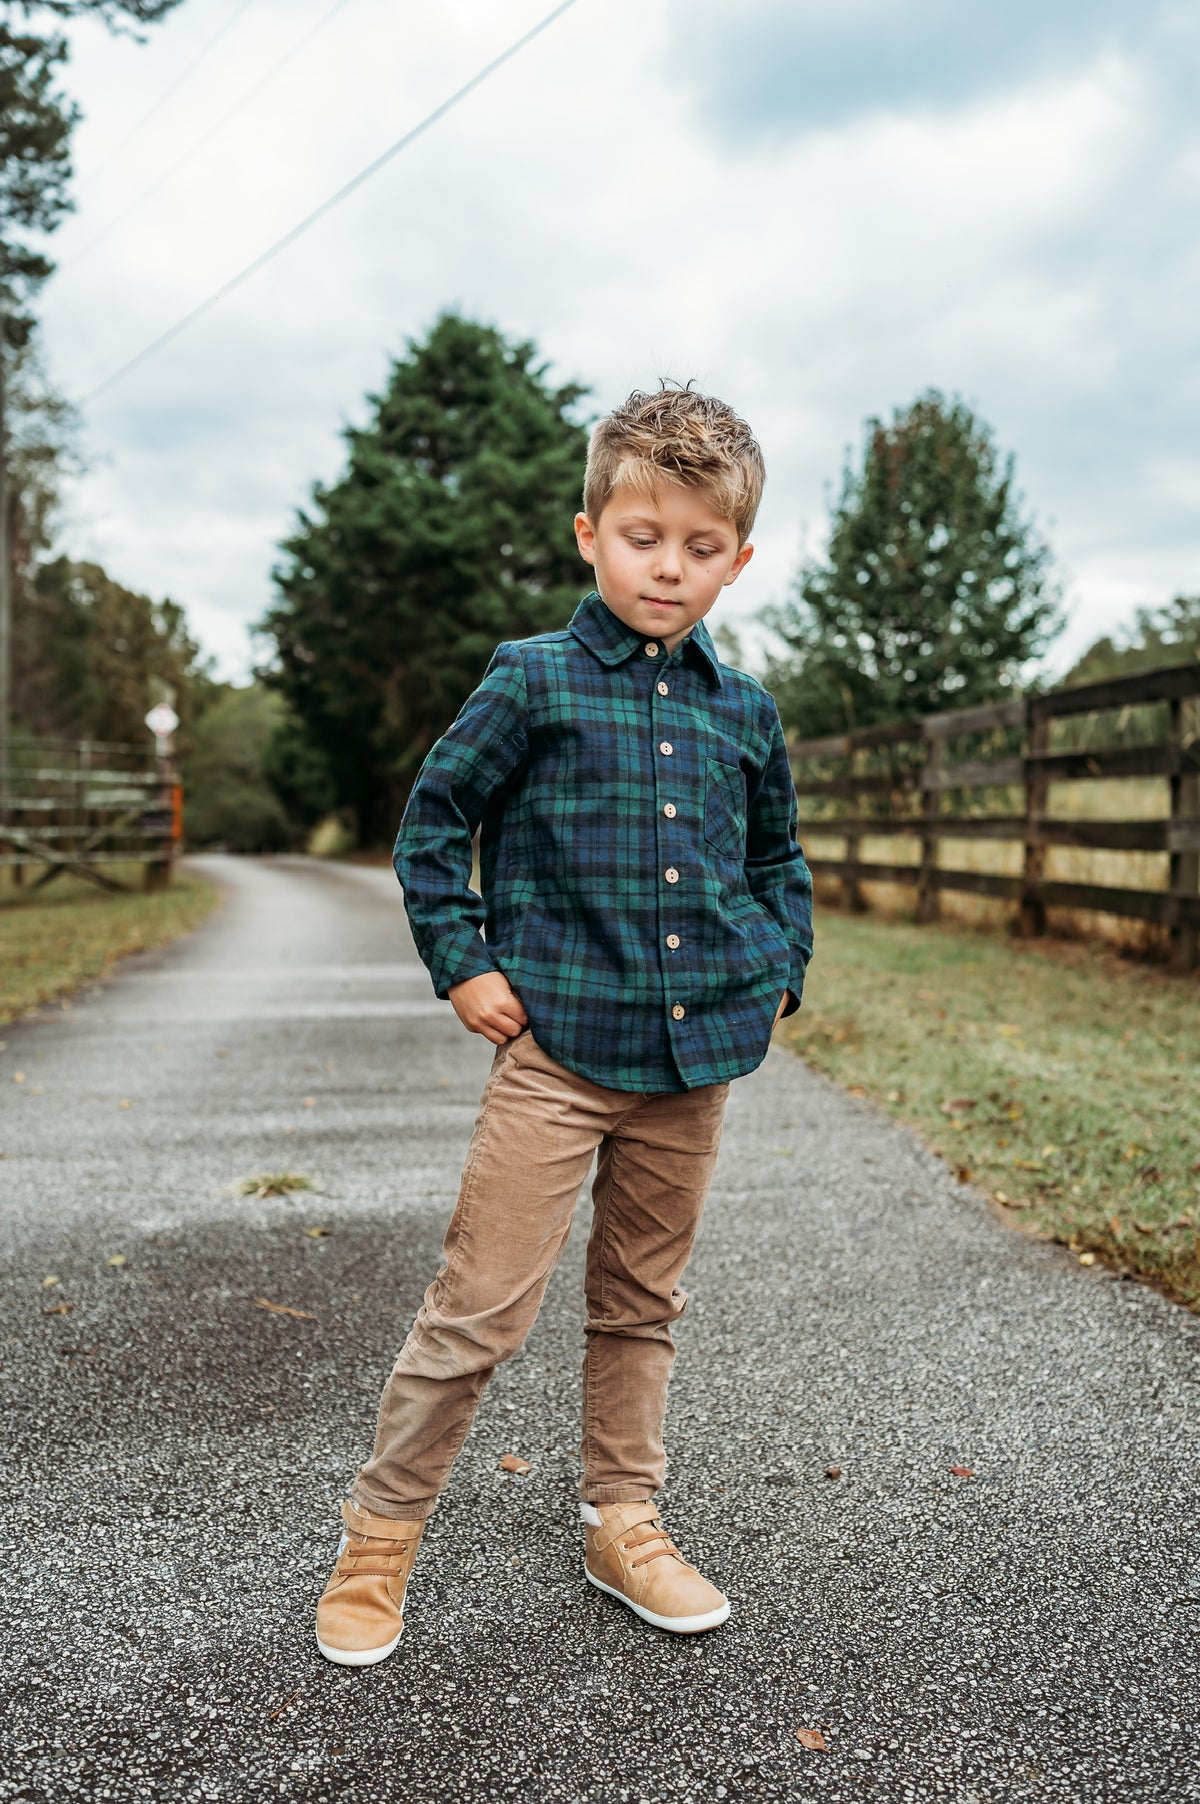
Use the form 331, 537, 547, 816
316, 384, 813, 1665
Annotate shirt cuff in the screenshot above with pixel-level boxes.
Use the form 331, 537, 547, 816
430, 933, 499, 999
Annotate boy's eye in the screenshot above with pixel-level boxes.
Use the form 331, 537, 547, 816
628, 537, 656, 548
691, 546, 718, 559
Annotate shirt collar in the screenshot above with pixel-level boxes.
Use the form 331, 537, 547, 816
568, 591, 724, 688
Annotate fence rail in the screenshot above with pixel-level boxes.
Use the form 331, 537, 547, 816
0, 739, 182, 892
787, 661, 1200, 972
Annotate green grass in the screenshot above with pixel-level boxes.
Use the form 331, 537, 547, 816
778, 910, 1200, 1310
0, 867, 220, 1026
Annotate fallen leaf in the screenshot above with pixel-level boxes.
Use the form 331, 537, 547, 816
302, 1097, 316, 1108
954, 1165, 974, 1184
251, 1297, 316, 1320
498, 1453, 532, 1475
302, 1226, 332, 1238
1109, 1217, 1122, 1234
950, 1465, 974, 1478
1132, 1222, 1155, 1236
824, 1465, 842, 1480
266, 1688, 301, 1721
42, 1302, 73, 1315
1078, 1252, 1097, 1266
41, 1275, 60, 1289
106, 1254, 126, 1267
119, 1099, 133, 1110
58, 1344, 98, 1357
940, 1097, 977, 1116
886, 1090, 903, 1103
13, 1071, 26, 1084
214, 1048, 230, 1059
1041, 1145, 1061, 1159
795, 1728, 828, 1751
995, 1191, 1010, 1205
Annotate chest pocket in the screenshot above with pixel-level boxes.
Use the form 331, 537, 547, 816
705, 757, 747, 860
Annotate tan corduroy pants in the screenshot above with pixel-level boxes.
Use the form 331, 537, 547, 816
353, 1030, 729, 1519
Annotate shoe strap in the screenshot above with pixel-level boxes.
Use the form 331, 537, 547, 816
592, 1506, 685, 1567
590, 1503, 661, 1556
623, 1519, 688, 1570
336, 1535, 417, 1578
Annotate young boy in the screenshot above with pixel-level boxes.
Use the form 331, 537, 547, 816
315, 385, 813, 1665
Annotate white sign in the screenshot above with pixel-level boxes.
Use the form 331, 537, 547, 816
145, 703, 179, 739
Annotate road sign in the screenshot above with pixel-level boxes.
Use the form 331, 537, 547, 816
145, 703, 179, 739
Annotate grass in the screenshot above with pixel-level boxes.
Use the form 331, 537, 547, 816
777, 909, 1200, 1310
235, 1171, 316, 1199
0, 865, 220, 1027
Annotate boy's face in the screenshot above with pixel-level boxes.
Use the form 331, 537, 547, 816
574, 479, 754, 652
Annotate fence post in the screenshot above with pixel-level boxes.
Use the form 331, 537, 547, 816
842, 825, 864, 912
1168, 695, 1199, 973
915, 728, 941, 923
1019, 701, 1047, 937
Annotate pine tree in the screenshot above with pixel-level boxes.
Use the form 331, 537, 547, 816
261, 313, 590, 844
763, 392, 1063, 735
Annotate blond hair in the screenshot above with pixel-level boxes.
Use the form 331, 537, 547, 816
583, 384, 765, 546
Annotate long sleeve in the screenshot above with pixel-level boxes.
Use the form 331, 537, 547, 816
743, 705, 814, 1015
394, 642, 529, 998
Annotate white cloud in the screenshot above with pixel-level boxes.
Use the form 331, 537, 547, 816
35, 0, 1200, 682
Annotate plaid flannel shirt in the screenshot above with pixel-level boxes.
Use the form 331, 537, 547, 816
395, 591, 814, 1093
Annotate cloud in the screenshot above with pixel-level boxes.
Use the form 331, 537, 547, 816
34, 0, 1200, 684
667, 0, 1162, 135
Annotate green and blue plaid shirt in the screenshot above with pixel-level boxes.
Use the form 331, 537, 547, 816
395, 591, 813, 1092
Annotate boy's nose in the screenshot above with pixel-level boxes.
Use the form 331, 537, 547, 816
653, 547, 683, 581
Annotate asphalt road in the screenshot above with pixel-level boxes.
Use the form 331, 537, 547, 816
2, 854, 1197, 1804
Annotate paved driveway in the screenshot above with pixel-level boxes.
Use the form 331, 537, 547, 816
2, 855, 1196, 1803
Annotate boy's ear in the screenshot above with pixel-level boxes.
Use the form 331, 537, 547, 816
574, 511, 598, 566
723, 541, 754, 586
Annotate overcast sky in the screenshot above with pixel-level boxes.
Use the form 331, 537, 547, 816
40, 0, 1199, 681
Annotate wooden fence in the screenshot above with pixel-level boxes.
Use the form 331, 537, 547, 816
788, 661, 1200, 973
0, 739, 182, 892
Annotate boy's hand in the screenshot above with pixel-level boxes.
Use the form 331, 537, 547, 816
773, 989, 792, 1026
448, 972, 529, 1045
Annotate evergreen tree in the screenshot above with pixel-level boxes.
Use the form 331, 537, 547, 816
1, 2, 183, 339
763, 392, 1063, 735
261, 313, 590, 844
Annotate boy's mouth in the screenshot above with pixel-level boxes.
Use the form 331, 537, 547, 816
643, 595, 682, 608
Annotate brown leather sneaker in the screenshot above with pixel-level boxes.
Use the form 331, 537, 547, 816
584, 1501, 730, 1634
314, 1499, 425, 1667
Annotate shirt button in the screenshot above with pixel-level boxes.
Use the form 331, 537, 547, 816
644, 641, 659, 657
656, 681, 669, 696
663, 802, 677, 819
659, 741, 673, 756
671, 1004, 686, 1021
664, 867, 679, 884
666, 934, 681, 950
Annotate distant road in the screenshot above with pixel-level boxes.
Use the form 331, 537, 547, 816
1, 854, 1195, 1803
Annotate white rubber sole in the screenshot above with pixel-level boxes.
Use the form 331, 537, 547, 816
314, 1626, 403, 1667
584, 1566, 731, 1634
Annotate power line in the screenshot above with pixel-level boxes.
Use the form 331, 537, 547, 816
82, 0, 581, 406
61, 0, 355, 275
86, 0, 260, 184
